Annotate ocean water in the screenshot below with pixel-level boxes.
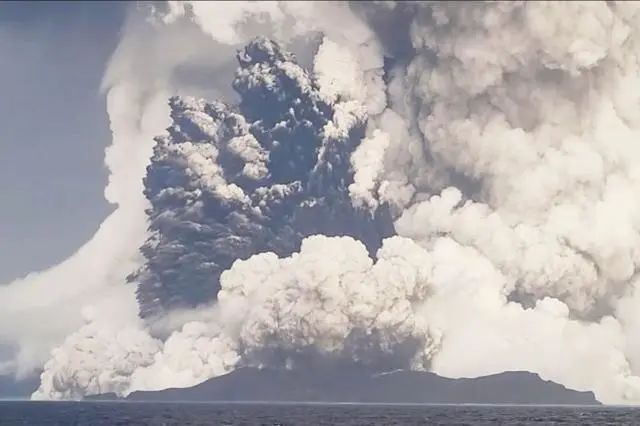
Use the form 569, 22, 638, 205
0, 402, 638, 425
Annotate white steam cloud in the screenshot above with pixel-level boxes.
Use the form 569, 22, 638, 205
388, 1, 640, 403
5, 1, 640, 405
0, 7, 166, 379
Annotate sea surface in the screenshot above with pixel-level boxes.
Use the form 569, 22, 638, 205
0, 402, 638, 425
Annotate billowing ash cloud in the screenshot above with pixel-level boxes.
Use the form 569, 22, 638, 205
127, 234, 440, 395
28, 1, 640, 405
214, 235, 438, 370
370, 1, 640, 401
132, 37, 393, 318
34, 233, 441, 399
33, 317, 161, 401
391, 1, 640, 318
32, 35, 401, 400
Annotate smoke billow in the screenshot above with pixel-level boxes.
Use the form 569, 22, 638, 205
24, 1, 640, 404
32, 316, 161, 401
34, 30, 399, 399
386, 1, 640, 402
132, 37, 393, 318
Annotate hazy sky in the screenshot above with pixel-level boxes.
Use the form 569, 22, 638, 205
0, 2, 127, 283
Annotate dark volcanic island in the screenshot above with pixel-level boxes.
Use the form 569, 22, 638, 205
89, 367, 599, 405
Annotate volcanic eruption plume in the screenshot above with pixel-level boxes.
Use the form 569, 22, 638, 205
24, 1, 640, 404
132, 37, 394, 319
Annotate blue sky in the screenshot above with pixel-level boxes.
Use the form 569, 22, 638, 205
0, 2, 128, 283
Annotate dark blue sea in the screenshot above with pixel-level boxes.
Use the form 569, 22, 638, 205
0, 402, 638, 425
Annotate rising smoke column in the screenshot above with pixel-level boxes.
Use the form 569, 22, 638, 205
0, 6, 173, 379
31, 4, 398, 401
132, 36, 393, 318
358, 1, 640, 402
32, 37, 406, 399
357, 1, 640, 318
30, 1, 640, 405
